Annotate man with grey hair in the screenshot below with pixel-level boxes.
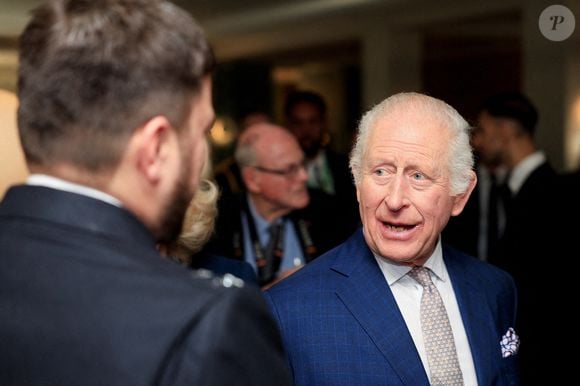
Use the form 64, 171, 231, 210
203, 123, 349, 288
265, 92, 519, 385
0, 0, 291, 385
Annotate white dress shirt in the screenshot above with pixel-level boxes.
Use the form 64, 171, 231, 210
374, 239, 478, 386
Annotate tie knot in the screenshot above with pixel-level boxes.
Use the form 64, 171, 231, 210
268, 222, 283, 237
408, 266, 434, 288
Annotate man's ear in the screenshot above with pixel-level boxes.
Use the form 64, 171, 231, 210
241, 166, 260, 193
451, 170, 477, 217
132, 116, 174, 184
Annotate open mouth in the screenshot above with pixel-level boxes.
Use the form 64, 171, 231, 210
383, 222, 417, 233
387, 224, 410, 232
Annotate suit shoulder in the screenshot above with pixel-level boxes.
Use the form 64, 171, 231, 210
443, 244, 516, 289
266, 246, 340, 298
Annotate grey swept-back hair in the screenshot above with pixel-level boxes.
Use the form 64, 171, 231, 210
349, 92, 474, 195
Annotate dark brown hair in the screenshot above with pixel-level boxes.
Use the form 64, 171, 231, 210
18, 0, 215, 171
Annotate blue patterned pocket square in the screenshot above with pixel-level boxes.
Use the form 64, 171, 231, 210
500, 327, 519, 358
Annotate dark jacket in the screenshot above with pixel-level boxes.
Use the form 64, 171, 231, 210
0, 185, 291, 386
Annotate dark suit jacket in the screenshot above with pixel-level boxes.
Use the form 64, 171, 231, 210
191, 252, 258, 286
265, 229, 519, 386
203, 189, 355, 268
442, 170, 480, 258
322, 148, 360, 233
0, 185, 291, 386
213, 156, 244, 199
497, 161, 571, 384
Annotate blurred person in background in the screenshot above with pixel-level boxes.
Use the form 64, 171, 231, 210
203, 123, 348, 288
213, 106, 272, 199
162, 146, 258, 285
443, 99, 510, 262
486, 91, 566, 385
284, 90, 359, 238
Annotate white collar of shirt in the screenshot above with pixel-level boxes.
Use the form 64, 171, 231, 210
508, 151, 546, 195
373, 237, 447, 286
27, 174, 122, 208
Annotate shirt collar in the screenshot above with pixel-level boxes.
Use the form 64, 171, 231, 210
508, 151, 546, 195
27, 174, 122, 207
373, 237, 447, 286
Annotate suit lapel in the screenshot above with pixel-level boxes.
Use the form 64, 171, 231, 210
331, 231, 429, 386
445, 250, 497, 386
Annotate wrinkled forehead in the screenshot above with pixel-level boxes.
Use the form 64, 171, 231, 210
370, 109, 453, 144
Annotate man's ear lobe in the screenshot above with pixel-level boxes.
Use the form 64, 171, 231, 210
133, 116, 173, 184
451, 171, 477, 217
242, 167, 260, 193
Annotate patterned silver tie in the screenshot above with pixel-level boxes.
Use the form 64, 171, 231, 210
408, 266, 464, 386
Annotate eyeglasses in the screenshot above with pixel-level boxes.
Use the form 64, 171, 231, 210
250, 160, 307, 178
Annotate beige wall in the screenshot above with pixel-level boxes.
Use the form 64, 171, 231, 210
0, 89, 28, 197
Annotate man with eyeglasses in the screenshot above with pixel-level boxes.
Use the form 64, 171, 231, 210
202, 123, 348, 288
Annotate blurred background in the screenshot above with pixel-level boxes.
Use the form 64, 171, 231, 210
1, 0, 579, 173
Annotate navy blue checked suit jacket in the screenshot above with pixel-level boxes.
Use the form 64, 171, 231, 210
265, 228, 519, 386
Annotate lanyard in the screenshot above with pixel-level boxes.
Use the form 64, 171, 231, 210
237, 198, 319, 285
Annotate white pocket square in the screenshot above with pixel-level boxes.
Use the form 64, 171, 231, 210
500, 327, 519, 358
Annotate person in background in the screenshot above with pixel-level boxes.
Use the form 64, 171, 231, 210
284, 90, 359, 237
485, 91, 566, 385
203, 122, 347, 288
265, 92, 519, 386
0, 1, 291, 385
443, 100, 510, 262
162, 148, 258, 285
213, 106, 272, 199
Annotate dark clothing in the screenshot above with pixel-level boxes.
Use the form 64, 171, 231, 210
496, 161, 570, 385
265, 229, 519, 386
0, 185, 291, 386
214, 156, 244, 199
319, 148, 360, 233
202, 189, 355, 282
191, 252, 258, 286
443, 173, 480, 257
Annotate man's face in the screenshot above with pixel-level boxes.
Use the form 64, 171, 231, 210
249, 130, 310, 218
356, 111, 466, 266
158, 76, 215, 244
286, 101, 326, 158
475, 111, 505, 168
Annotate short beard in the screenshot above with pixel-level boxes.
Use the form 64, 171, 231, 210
156, 159, 193, 246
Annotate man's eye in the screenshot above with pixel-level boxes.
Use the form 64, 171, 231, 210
374, 169, 386, 176
412, 172, 424, 180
